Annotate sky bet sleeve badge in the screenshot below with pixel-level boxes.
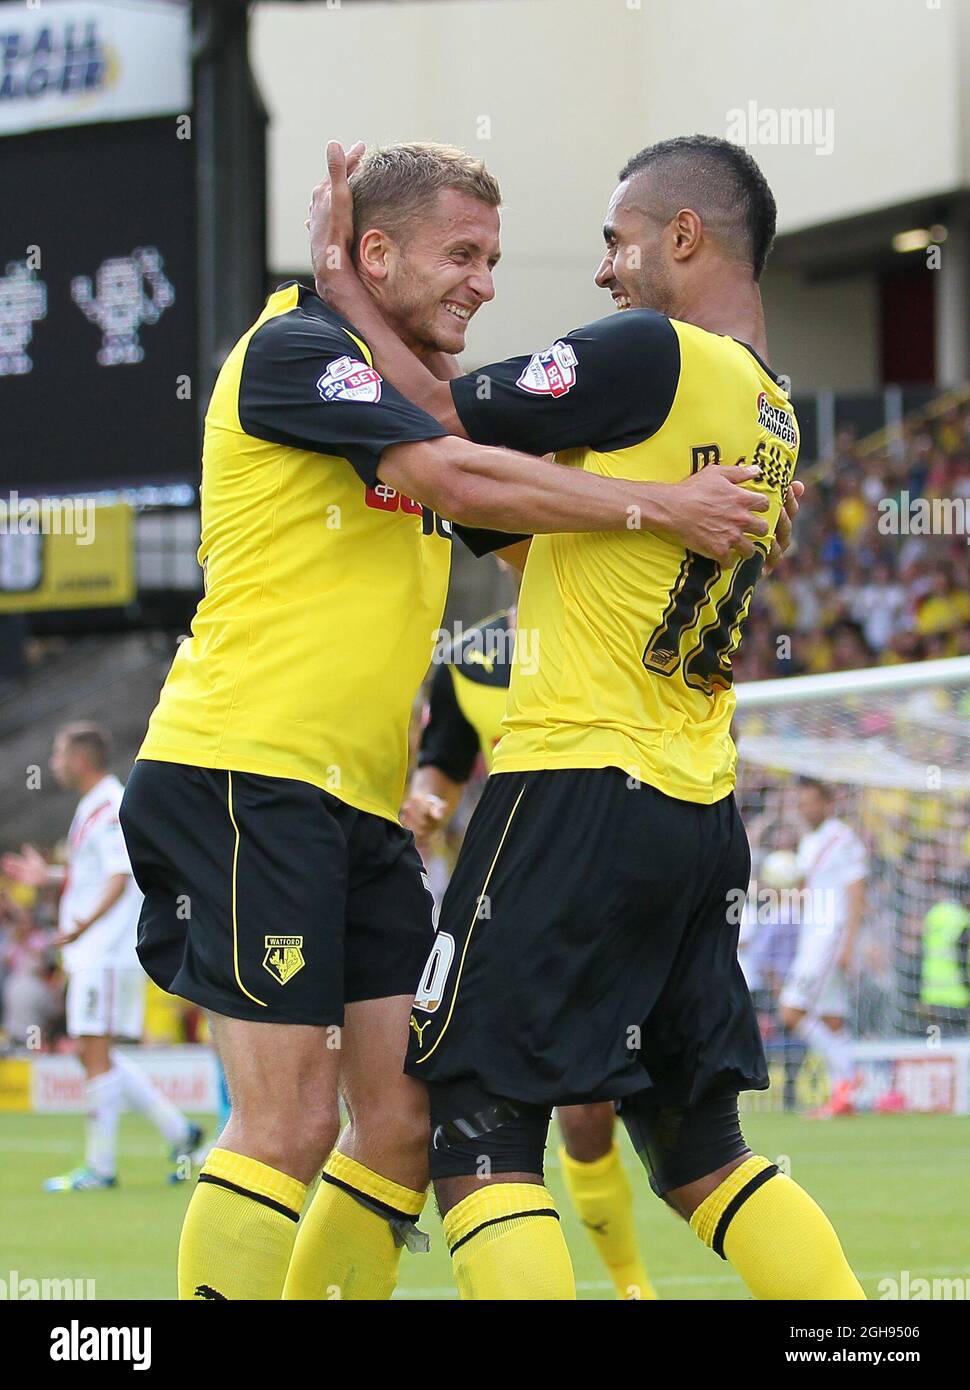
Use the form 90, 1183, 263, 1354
316, 355, 383, 404
515, 340, 578, 397
263, 935, 306, 985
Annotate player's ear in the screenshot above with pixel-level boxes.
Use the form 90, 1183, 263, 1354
670, 208, 702, 261
356, 228, 392, 283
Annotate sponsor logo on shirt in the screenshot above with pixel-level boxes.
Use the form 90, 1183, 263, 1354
316, 355, 383, 404
757, 391, 798, 448
364, 485, 454, 538
515, 341, 578, 397
365, 483, 422, 514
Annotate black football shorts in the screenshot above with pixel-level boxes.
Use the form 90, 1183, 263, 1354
405, 767, 768, 1107
120, 759, 435, 1026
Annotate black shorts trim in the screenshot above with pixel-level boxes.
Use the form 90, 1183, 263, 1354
410, 782, 526, 1069
226, 770, 270, 1012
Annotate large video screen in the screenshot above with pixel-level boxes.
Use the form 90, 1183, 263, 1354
1, 117, 198, 493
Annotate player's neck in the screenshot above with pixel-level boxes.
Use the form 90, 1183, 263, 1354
673, 278, 769, 362
362, 286, 443, 368
75, 768, 107, 797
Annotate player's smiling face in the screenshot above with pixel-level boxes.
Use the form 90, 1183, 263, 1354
594, 177, 674, 315
380, 189, 501, 355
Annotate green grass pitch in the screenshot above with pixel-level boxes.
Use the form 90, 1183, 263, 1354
1, 1110, 967, 1299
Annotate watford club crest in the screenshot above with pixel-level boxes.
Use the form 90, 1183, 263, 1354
262, 935, 306, 986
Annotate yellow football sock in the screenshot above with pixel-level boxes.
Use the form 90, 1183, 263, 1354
443, 1183, 576, 1300
178, 1147, 306, 1300
690, 1155, 866, 1300
282, 1151, 426, 1301
559, 1142, 657, 1299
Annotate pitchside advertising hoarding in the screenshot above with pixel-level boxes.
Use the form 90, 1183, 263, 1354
0, 0, 198, 497
1, 1042, 967, 1114
0, 1046, 220, 1113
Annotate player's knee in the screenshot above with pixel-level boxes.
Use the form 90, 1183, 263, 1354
228, 1093, 340, 1175
348, 1089, 430, 1164
556, 1102, 616, 1162
427, 1079, 550, 1181
618, 1089, 749, 1214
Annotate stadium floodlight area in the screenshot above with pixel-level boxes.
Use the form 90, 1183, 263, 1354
734, 656, 970, 1114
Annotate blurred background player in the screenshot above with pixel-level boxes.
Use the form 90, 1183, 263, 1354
2, 724, 201, 1190
918, 897, 970, 1039
738, 842, 803, 1109
779, 777, 868, 1118
404, 581, 656, 1300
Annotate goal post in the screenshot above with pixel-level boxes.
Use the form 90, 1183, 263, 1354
732, 655, 970, 1114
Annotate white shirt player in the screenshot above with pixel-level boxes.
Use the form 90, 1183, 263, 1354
781, 816, 867, 1016
796, 817, 867, 932
60, 774, 142, 975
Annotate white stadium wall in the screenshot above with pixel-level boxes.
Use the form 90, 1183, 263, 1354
252, 0, 970, 384
761, 270, 881, 394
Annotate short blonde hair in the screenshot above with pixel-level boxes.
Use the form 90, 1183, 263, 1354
349, 142, 501, 246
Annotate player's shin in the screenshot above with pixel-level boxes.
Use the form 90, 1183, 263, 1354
84, 1066, 124, 1178
559, 1136, 656, 1300
110, 1047, 192, 1146
430, 1086, 574, 1299
178, 1148, 307, 1300
282, 1151, 427, 1300
443, 1181, 576, 1301
689, 1156, 866, 1300
795, 1015, 855, 1086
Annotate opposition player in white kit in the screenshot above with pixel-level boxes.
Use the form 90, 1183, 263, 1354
2, 724, 201, 1190
779, 778, 868, 1117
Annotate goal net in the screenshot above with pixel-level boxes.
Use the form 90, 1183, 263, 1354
732, 655, 970, 1113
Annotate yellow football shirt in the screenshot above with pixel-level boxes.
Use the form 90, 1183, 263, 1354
450, 311, 798, 803
138, 283, 458, 822
418, 611, 514, 778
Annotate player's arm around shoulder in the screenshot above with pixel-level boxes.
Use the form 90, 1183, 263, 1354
377, 310, 769, 558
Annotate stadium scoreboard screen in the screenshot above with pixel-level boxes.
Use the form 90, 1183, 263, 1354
1, 117, 198, 495
0, 0, 198, 497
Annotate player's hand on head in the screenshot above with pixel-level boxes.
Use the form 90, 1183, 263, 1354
674, 463, 770, 564
764, 478, 804, 574
308, 139, 365, 302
